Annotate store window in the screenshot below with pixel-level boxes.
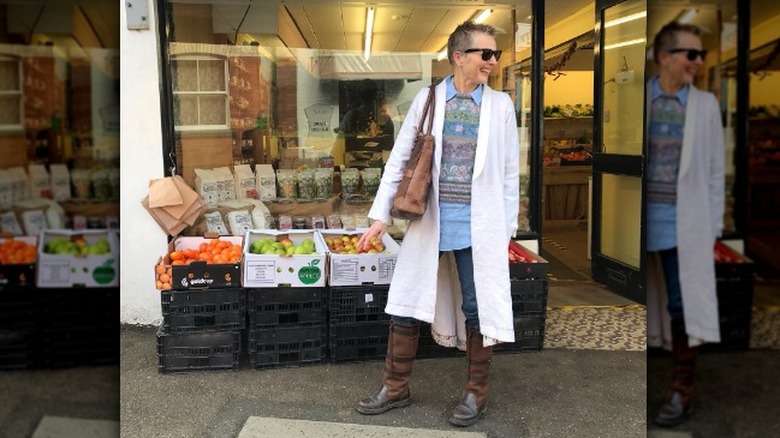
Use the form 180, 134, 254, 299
0, 1, 119, 231
163, 0, 536, 238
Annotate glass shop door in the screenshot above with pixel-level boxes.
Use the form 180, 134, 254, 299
591, 0, 648, 303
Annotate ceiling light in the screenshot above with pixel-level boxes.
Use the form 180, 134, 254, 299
604, 38, 646, 51
474, 9, 492, 24
604, 11, 646, 28
678, 8, 699, 24
364, 6, 375, 61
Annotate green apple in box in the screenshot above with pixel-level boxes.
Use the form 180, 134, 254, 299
37, 229, 119, 288
243, 229, 326, 287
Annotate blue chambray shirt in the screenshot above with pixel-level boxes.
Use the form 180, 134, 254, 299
646, 75, 689, 252
439, 75, 483, 251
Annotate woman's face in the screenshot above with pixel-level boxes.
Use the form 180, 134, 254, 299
659, 31, 704, 86
454, 32, 498, 87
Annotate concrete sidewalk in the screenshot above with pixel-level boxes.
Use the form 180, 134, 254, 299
120, 325, 646, 438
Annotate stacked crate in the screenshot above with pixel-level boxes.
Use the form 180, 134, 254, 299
328, 285, 391, 362
242, 230, 329, 369
0, 287, 40, 370
711, 242, 755, 351
496, 244, 549, 353
156, 287, 245, 373
246, 287, 327, 368
155, 236, 246, 373
41, 287, 119, 367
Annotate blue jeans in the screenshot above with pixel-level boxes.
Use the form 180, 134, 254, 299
391, 247, 479, 327
659, 247, 684, 323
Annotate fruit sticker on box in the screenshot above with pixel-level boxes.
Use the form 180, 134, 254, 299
0, 236, 37, 288
154, 235, 243, 290
243, 229, 326, 288
36, 229, 119, 288
317, 228, 400, 286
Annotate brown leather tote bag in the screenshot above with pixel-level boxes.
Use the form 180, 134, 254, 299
390, 84, 436, 220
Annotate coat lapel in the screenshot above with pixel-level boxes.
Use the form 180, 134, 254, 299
679, 87, 698, 179
473, 85, 492, 179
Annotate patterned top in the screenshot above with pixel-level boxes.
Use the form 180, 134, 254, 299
646, 76, 688, 252
439, 76, 482, 251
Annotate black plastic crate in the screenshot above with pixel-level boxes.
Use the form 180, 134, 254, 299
157, 327, 241, 373
508, 252, 549, 280
40, 288, 119, 329
328, 285, 390, 325
510, 279, 548, 314
329, 322, 389, 362
0, 293, 39, 331
248, 287, 326, 328
42, 322, 119, 367
248, 325, 326, 368
0, 328, 40, 370
494, 313, 546, 353
161, 288, 246, 333
417, 324, 457, 359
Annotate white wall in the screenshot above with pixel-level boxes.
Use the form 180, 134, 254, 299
120, 2, 168, 325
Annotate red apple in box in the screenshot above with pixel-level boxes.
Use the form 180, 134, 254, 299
508, 241, 538, 263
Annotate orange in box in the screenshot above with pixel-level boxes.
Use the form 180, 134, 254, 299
154, 235, 243, 290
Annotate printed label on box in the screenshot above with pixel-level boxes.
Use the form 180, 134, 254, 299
246, 259, 277, 285
377, 257, 396, 282
39, 259, 71, 284
332, 258, 359, 283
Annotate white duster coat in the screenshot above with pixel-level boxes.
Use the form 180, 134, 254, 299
646, 84, 725, 348
368, 80, 520, 348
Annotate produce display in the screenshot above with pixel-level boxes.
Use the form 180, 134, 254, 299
0, 238, 37, 264
714, 242, 747, 264
323, 234, 386, 254
508, 240, 539, 263
44, 236, 112, 256
249, 236, 318, 255
168, 238, 243, 264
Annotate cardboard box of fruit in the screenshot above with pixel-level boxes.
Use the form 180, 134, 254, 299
242, 229, 327, 288
0, 235, 37, 289
317, 228, 400, 286
508, 241, 548, 280
154, 235, 243, 290
36, 229, 119, 288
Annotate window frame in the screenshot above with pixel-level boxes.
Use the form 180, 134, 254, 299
171, 54, 230, 132
0, 55, 24, 132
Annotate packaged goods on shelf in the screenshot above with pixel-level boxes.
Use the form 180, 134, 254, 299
27, 164, 51, 199
233, 164, 257, 199
49, 164, 71, 202
255, 165, 276, 201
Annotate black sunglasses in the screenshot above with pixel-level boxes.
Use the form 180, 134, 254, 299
464, 48, 502, 61
668, 48, 708, 61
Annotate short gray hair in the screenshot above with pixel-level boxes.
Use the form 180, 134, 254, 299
652, 21, 702, 65
447, 21, 497, 65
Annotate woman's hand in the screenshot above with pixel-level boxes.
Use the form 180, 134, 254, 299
357, 220, 388, 252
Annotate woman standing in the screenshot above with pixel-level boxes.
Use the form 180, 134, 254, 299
645, 21, 725, 427
354, 21, 520, 427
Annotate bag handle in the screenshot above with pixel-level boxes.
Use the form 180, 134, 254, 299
417, 84, 436, 136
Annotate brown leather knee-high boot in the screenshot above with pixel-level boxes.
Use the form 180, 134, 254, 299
356, 321, 420, 415
449, 325, 493, 427
654, 320, 698, 427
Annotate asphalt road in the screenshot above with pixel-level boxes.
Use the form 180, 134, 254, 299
120, 325, 646, 438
